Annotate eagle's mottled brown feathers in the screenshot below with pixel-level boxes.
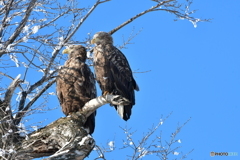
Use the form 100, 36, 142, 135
91, 32, 139, 121
56, 45, 96, 134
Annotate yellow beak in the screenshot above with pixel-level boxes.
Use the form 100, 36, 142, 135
91, 38, 96, 44
62, 48, 69, 54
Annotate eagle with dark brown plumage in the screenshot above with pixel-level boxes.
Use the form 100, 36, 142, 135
91, 32, 139, 121
56, 45, 96, 134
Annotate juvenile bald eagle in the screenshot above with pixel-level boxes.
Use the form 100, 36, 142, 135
56, 45, 96, 134
91, 32, 139, 121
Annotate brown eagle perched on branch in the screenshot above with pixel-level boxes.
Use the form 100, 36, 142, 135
56, 45, 96, 134
91, 31, 139, 121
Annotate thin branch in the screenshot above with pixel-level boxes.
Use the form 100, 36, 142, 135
0, 0, 14, 39
22, 44, 43, 81
15, 94, 129, 160
109, 0, 173, 35
94, 145, 107, 160
42, 0, 109, 80
4, 74, 22, 104
82, 94, 130, 118
3, 0, 37, 52
0, 72, 24, 91
26, 69, 57, 94
13, 8, 73, 45
14, 79, 56, 125
118, 28, 143, 50
0, 71, 15, 81
133, 70, 152, 74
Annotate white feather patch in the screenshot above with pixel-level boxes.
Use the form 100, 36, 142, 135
117, 105, 124, 119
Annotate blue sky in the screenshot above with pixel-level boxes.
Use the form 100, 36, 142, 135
1, 0, 239, 159
83, 0, 240, 159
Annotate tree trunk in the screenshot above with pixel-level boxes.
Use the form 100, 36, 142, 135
0, 94, 129, 160
15, 112, 94, 160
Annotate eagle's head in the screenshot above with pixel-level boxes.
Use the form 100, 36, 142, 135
91, 32, 113, 45
62, 45, 87, 62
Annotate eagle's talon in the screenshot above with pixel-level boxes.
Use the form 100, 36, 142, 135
103, 91, 109, 96
92, 32, 139, 121
110, 95, 131, 105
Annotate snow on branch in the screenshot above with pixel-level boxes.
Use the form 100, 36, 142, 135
14, 79, 56, 125
3, 0, 38, 53
93, 113, 193, 160
14, 94, 129, 160
82, 94, 130, 118
109, 0, 210, 35
4, 74, 22, 105
109, 0, 168, 35
43, 0, 110, 79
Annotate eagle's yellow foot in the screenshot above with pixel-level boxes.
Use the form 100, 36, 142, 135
103, 91, 109, 96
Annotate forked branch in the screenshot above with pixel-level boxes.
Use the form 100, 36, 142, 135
14, 94, 129, 160
109, 0, 173, 35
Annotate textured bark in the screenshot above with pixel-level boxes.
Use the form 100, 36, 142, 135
0, 74, 129, 160
15, 112, 93, 160
10, 95, 130, 160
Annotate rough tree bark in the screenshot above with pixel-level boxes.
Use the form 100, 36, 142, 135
0, 76, 129, 160
0, 0, 208, 159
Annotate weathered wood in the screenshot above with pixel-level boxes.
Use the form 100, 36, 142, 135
12, 95, 130, 160
15, 112, 93, 160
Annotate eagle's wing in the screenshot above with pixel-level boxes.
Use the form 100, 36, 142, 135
56, 73, 64, 106
106, 44, 139, 120
93, 46, 114, 94
106, 44, 139, 103
56, 58, 96, 134
79, 63, 97, 134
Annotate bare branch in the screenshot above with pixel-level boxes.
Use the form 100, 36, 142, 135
42, 0, 110, 80
93, 145, 108, 160
0, 0, 207, 159
158, 117, 192, 160
0, 71, 15, 81
0, 0, 14, 38
14, 79, 56, 125
109, 0, 172, 35
133, 70, 152, 74
109, 0, 209, 35
13, 94, 128, 159
4, 74, 22, 104
118, 28, 143, 50
82, 94, 130, 118
0, 0, 38, 57
26, 70, 57, 94
15, 112, 94, 160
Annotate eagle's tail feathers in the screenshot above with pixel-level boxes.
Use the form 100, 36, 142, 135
117, 105, 124, 119
116, 105, 131, 121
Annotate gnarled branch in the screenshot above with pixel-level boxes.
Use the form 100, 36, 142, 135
13, 94, 129, 160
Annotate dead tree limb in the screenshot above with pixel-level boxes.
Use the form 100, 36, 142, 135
13, 95, 130, 160
109, 0, 174, 35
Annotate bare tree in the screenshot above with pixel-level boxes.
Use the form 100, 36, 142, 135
0, 0, 208, 159
92, 113, 193, 160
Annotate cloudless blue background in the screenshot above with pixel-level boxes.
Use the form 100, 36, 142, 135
84, 0, 240, 159
3, 0, 239, 159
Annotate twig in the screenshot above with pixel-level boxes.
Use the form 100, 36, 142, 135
109, 0, 173, 35
14, 79, 56, 125
133, 70, 151, 74
118, 28, 143, 50
0, 0, 14, 39
0, 72, 14, 81
4, 74, 22, 104
94, 145, 107, 160
4, 0, 37, 49
43, 0, 110, 80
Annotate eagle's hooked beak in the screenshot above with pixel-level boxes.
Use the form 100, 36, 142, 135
91, 38, 96, 44
62, 48, 69, 54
